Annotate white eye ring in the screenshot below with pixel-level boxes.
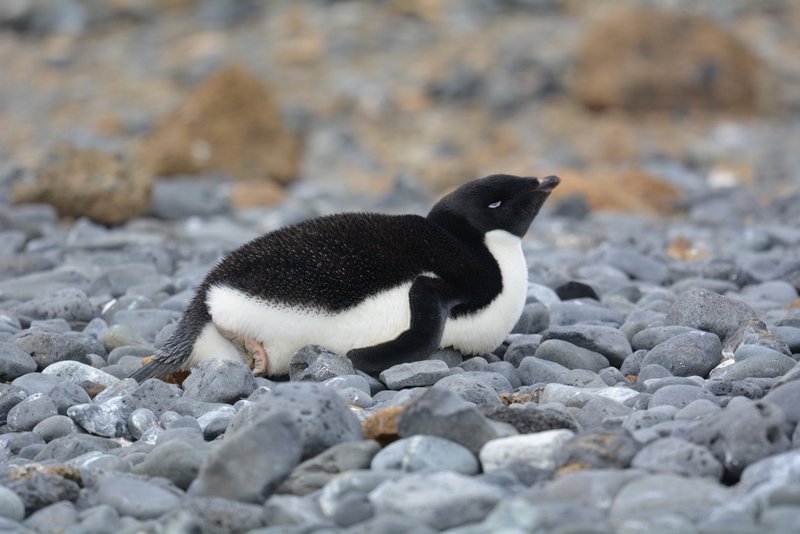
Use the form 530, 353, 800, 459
488, 201, 502, 209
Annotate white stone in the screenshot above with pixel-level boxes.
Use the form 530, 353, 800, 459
479, 429, 575, 472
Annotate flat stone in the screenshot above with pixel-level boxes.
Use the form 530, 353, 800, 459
542, 325, 632, 368
480, 430, 575, 472
277, 440, 381, 496
432, 374, 503, 405
379, 360, 450, 389
631, 437, 723, 479
719, 352, 797, 380
372, 435, 479, 475
534, 339, 610, 373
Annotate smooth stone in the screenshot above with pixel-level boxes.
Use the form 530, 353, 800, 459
0, 341, 38, 381
610, 473, 729, 522
541, 325, 632, 368
102, 324, 151, 352
168, 497, 266, 534
503, 334, 542, 367
673, 398, 721, 420
641, 330, 722, 378
197, 406, 236, 439
0, 269, 90, 301
132, 438, 213, 491
33, 433, 120, 462
524, 468, 645, 513
83, 475, 181, 520
0, 486, 25, 522
110, 309, 180, 343
539, 383, 597, 408
432, 374, 503, 405
557, 427, 642, 470
32, 415, 78, 442
574, 395, 632, 430
6, 392, 59, 432
372, 435, 479, 475
67, 399, 133, 439
23, 501, 78, 532
107, 345, 155, 365
463, 371, 514, 395
277, 440, 381, 496
479, 429, 575, 472
511, 302, 549, 334
631, 437, 724, 479
686, 400, 791, 478
637, 363, 672, 381
622, 407, 675, 431
397, 388, 517, 455
369, 471, 503, 531
720, 352, 797, 380
534, 339, 610, 373
323, 374, 372, 396
734, 344, 791, 362
517, 356, 569, 386
127, 408, 160, 440
558, 369, 608, 389
771, 325, 800, 353
262, 494, 330, 529
548, 301, 625, 327
648, 384, 717, 410
380, 360, 450, 389
763, 381, 800, 425
601, 247, 668, 283
664, 287, 758, 341
630, 326, 696, 351
182, 359, 257, 404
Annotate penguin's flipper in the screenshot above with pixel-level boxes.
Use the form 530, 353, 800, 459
347, 276, 460, 373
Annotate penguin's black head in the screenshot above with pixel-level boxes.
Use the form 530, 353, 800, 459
427, 174, 560, 239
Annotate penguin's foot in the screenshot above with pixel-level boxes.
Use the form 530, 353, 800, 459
216, 326, 269, 376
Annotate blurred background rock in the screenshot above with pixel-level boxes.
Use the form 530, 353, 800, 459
0, 0, 798, 224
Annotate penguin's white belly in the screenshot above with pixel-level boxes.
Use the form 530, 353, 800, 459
189, 229, 527, 375
440, 229, 528, 355
196, 280, 415, 375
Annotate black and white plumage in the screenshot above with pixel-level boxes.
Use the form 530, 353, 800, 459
129, 174, 560, 381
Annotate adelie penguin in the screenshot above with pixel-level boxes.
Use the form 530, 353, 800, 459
129, 173, 560, 381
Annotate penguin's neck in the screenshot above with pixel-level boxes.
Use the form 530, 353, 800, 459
426, 211, 484, 246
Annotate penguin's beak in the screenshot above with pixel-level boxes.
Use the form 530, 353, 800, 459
536, 175, 561, 192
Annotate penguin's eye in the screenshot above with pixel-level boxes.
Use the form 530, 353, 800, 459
488, 201, 502, 209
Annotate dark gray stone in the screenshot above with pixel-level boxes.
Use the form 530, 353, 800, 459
227, 382, 363, 459
542, 325, 632, 368
397, 388, 517, 454
380, 360, 450, 389
648, 384, 717, 410
720, 352, 797, 380
631, 437, 723, 479
182, 359, 257, 404
620, 349, 648, 377
433, 374, 503, 405
517, 356, 569, 386
0, 384, 29, 423
132, 438, 213, 490
574, 396, 632, 430
190, 411, 302, 503
277, 440, 381, 496
503, 335, 542, 367
32, 414, 78, 442
664, 288, 758, 341
6, 392, 58, 432
641, 330, 722, 378
533, 339, 610, 373
169, 497, 266, 534
10, 288, 93, 323
511, 302, 549, 334
630, 326, 697, 351
4, 473, 81, 516
686, 400, 791, 479
22, 500, 78, 533
479, 403, 580, 434
9, 328, 90, 369
557, 427, 641, 470
371, 435, 479, 475
0, 341, 37, 381
289, 345, 355, 382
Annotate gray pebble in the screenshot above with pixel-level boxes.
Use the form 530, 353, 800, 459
664, 287, 758, 341
263, 494, 330, 529
380, 360, 450, 389
167, 497, 266, 534
648, 384, 717, 410
511, 302, 549, 334
83, 475, 182, 520
334, 387, 374, 408
371, 435, 479, 475
622, 406, 675, 431
502, 334, 541, 367
29, 318, 71, 333
23, 500, 78, 532
630, 326, 696, 351
102, 324, 151, 352
534, 339, 610, 373
227, 382, 364, 459
369, 471, 503, 531
631, 436, 723, 479
542, 325, 632, 368
197, 406, 236, 439
0, 486, 25, 522
719, 351, 797, 380
107, 345, 154, 365
289, 344, 355, 382
427, 348, 463, 367
517, 356, 569, 385
41, 360, 119, 387
182, 358, 257, 404
0, 269, 90, 302
558, 368, 608, 388
9, 328, 90, 369
32, 415, 78, 441
67, 398, 133, 439
7, 392, 58, 432
398, 387, 517, 455
127, 408, 159, 440
641, 330, 722, 378
0, 341, 38, 381
132, 438, 212, 490
762, 380, 800, 425
277, 440, 381, 496
638, 363, 672, 381
674, 398, 721, 420
433, 374, 503, 405
10, 288, 93, 323
190, 411, 302, 503
324, 374, 372, 396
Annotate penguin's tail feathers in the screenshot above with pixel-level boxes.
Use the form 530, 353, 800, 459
128, 350, 185, 383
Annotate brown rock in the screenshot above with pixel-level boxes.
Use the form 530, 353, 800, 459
140, 64, 300, 184
362, 406, 403, 447
551, 167, 680, 214
574, 7, 762, 113
12, 143, 153, 226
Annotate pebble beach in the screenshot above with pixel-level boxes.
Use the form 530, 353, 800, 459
1, 1, 800, 533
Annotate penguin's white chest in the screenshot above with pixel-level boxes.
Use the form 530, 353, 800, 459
440, 229, 528, 354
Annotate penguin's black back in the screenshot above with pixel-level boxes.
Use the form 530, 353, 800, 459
203, 212, 500, 314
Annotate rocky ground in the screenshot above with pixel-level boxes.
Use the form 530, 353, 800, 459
1, 0, 800, 533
